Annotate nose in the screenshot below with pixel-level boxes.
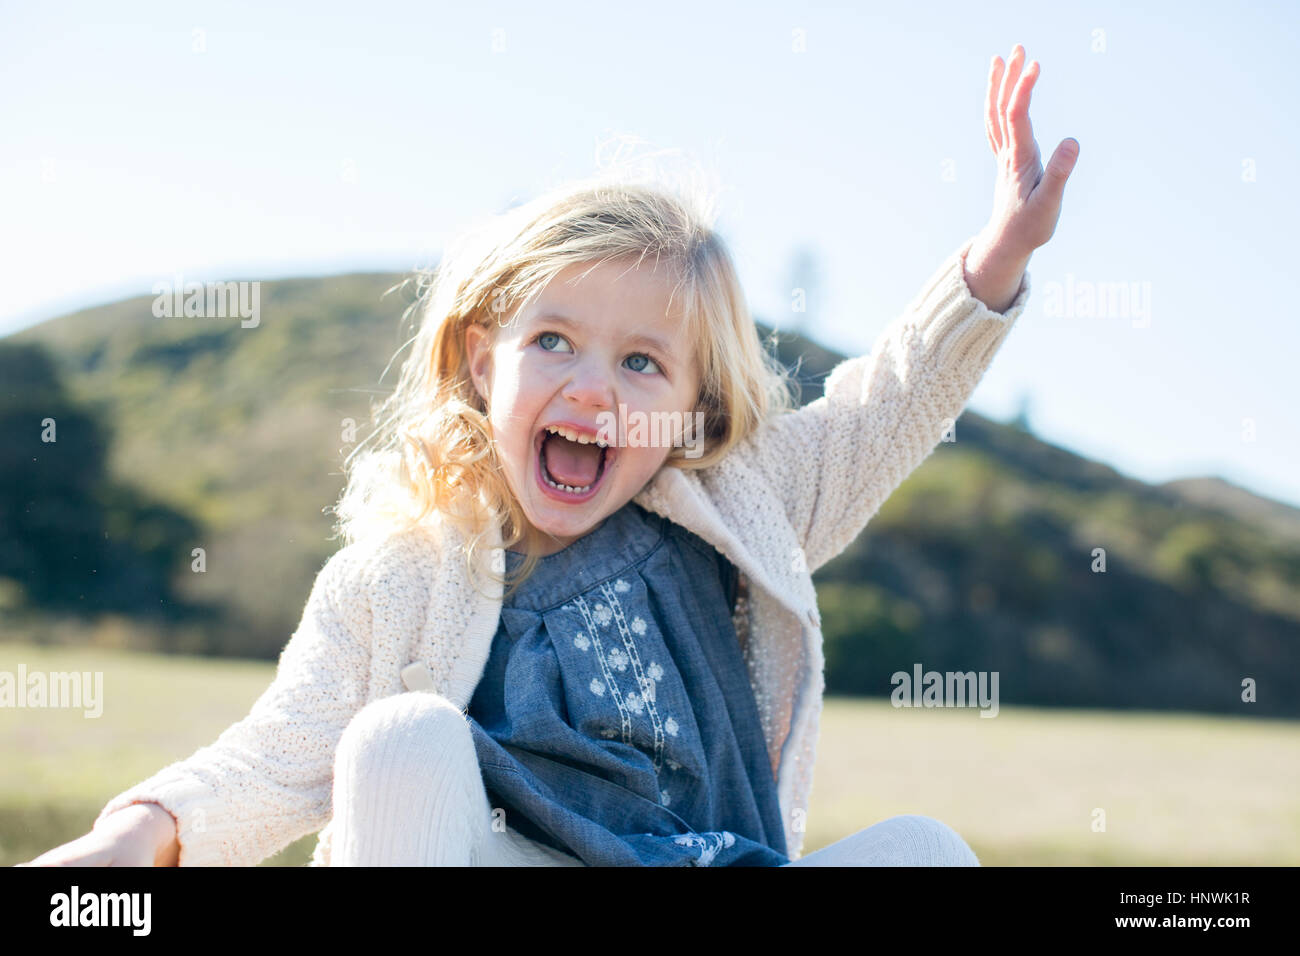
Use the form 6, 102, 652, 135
561, 357, 615, 410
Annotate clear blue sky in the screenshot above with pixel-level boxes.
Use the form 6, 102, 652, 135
4, 1, 1298, 507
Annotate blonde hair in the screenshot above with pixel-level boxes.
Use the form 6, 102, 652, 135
330, 168, 800, 600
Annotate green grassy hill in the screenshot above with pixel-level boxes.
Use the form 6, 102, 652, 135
5, 273, 414, 655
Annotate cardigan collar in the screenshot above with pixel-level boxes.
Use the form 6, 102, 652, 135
631, 465, 791, 616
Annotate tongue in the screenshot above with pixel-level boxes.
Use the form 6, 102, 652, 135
543, 432, 602, 486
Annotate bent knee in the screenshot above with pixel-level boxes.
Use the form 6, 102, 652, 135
884, 814, 980, 866
336, 691, 472, 775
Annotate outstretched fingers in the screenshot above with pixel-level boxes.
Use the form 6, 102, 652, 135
996, 45, 1025, 152
1007, 59, 1040, 166
985, 55, 1005, 153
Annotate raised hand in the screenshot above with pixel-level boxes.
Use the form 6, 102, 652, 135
965, 44, 1080, 313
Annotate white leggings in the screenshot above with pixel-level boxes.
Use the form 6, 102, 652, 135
329, 692, 980, 867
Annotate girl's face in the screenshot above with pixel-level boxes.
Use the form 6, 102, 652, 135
466, 256, 701, 557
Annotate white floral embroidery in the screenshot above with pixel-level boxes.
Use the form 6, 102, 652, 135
600, 727, 618, 739
666, 758, 682, 771
673, 831, 736, 866
614, 578, 631, 593
573, 632, 590, 651
598, 578, 668, 774
606, 646, 629, 672
646, 661, 664, 682
661, 789, 671, 806
592, 603, 613, 627
630, 616, 647, 636
573, 595, 632, 745
664, 716, 679, 736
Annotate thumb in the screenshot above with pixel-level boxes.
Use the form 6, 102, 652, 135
1040, 137, 1079, 202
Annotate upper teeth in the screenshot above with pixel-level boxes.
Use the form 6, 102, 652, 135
545, 425, 608, 448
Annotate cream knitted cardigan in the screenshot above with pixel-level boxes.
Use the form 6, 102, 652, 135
94, 235, 1030, 866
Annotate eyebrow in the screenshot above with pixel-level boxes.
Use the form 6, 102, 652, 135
529, 311, 680, 361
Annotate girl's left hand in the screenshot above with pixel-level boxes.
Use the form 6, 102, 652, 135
965, 44, 1080, 312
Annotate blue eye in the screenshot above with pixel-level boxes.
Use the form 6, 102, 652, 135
537, 331, 572, 353
625, 354, 661, 376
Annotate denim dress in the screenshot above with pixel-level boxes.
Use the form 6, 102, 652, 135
465, 500, 790, 867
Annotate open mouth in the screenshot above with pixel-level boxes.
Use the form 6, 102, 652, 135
533, 426, 614, 501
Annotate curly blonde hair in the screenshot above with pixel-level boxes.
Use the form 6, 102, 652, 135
330, 170, 799, 601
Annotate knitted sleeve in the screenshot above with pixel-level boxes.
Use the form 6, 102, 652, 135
91, 541, 376, 866
741, 235, 1031, 574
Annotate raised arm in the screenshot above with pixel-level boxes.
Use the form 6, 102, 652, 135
737, 238, 1030, 574
90, 543, 376, 866
735, 43, 1077, 575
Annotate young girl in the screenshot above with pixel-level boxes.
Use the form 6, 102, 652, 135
25, 44, 1076, 867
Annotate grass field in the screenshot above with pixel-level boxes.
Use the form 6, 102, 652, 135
3, 641, 1297, 866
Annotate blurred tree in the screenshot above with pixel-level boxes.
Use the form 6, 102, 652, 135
0, 342, 203, 617
1010, 392, 1034, 433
